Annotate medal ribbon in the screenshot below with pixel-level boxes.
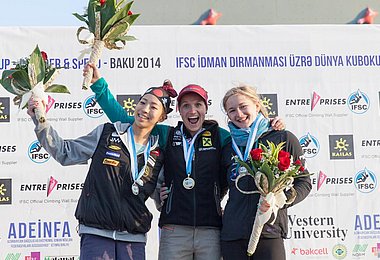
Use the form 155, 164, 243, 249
181, 125, 204, 177
118, 124, 151, 185
231, 113, 264, 162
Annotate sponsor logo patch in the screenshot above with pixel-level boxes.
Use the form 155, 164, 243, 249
103, 158, 120, 166
106, 151, 121, 158
108, 145, 121, 151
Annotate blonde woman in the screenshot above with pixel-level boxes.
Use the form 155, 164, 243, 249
220, 84, 312, 260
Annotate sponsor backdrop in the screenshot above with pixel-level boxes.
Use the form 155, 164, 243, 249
0, 25, 379, 259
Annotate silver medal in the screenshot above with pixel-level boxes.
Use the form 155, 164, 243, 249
183, 177, 195, 190
132, 183, 139, 195
238, 166, 248, 174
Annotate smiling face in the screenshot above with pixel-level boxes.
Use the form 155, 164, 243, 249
225, 94, 260, 129
179, 93, 207, 136
134, 94, 165, 129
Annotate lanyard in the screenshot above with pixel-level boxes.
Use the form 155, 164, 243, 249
231, 113, 264, 162
181, 125, 204, 177
119, 125, 151, 185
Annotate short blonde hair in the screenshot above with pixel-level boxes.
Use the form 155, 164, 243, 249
222, 84, 269, 118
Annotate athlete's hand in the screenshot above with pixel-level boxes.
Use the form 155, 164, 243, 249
160, 182, 170, 205
258, 197, 271, 213
27, 97, 46, 117
270, 116, 285, 130
83, 63, 101, 84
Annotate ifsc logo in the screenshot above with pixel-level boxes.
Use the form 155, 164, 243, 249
354, 168, 377, 193
28, 140, 50, 163
299, 133, 320, 158
347, 89, 370, 114
83, 95, 104, 118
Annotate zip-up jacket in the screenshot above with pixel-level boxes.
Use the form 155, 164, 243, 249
158, 120, 226, 228
221, 130, 312, 241
90, 78, 232, 228
33, 119, 164, 234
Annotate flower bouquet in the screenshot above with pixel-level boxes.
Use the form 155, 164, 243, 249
0, 45, 70, 123
73, 0, 140, 89
234, 141, 310, 256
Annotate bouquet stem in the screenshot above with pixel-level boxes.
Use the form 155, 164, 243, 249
247, 209, 264, 256
82, 40, 104, 90
247, 192, 275, 256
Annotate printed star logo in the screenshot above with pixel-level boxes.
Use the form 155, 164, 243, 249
0, 183, 6, 195
261, 96, 273, 111
291, 248, 298, 254
334, 138, 349, 152
123, 98, 137, 112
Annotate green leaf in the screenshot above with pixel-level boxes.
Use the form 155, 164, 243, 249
102, 2, 137, 37
44, 68, 57, 84
122, 13, 140, 26
117, 35, 137, 41
116, 0, 126, 9
45, 84, 71, 94
1, 70, 17, 80
100, 0, 117, 33
73, 13, 89, 27
233, 157, 255, 177
29, 45, 45, 84
260, 162, 274, 191
1, 69, 31, 93
104, 21, 130, 43
87, 0, 97, 33
0, 79, 21, 95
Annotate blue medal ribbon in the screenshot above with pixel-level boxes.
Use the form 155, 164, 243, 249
230, 113, 267, 180
127, 126, 151, 185
231, 113, 265, 162
181, 125, 204, 178
117, 124, 151, 186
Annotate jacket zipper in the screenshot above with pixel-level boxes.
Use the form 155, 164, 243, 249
192, 152, 196, 226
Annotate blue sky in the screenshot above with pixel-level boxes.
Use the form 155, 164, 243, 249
0, 0, 89, 26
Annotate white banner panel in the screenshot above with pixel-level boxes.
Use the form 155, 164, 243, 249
0, 25, 379, 260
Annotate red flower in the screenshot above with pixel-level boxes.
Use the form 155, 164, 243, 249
41, 51, 48, 61
294, 159, 305, 172
278, 150, 290, 159
100, 0, 106, 6
128, 10, 133, 15
250, 148, 263, 161
278, 150, 291, 171
278, 156, 290, 171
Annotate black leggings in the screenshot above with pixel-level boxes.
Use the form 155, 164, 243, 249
221, 238, 286, 260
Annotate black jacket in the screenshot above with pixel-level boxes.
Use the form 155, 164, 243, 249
221, 130, 312, 241
75, 123, 164, 234
159, 120, 230, 228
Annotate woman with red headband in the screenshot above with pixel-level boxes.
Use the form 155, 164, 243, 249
27, 79, 177, 259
